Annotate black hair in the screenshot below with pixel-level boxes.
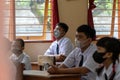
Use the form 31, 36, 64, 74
96, 37, 120, 80
76, 24, 96, 40
96, 37, 120, 62
56, 22, 69, 33
15, 38, 25, 47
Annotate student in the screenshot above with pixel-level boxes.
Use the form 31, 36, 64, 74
10, 38, 32, 70
44, 22, 74, 62
47, 24, 98, 80
0, 37, 23, 80
92, 37, 120, 80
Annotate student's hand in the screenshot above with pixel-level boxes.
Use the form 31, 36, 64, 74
59, 54, 66, 61
47, 65, 59, 74
55, 54, 66, 62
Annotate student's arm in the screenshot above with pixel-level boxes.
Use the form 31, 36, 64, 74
58, 38, 74, 58
13, 61, 24, 80
47, 65, 90, 75
59, 63, 68, 68
56, 48, 77, 68
22, 55, 32, 70
55, 54, 66, 62
59, 67, 90, 75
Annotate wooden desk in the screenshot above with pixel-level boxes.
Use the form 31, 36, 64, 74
23, 70, 81, 80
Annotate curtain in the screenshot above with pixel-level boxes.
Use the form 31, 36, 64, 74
110, 0, 116, 37
9, 0, 15, 41
51, 0, 59, 40
87, 0, 96, 29
88, 0, 96, 40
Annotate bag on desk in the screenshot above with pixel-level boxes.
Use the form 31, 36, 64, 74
38, 55, 55, 70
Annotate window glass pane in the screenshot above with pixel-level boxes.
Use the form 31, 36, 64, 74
4, 0, 10, 38
15, 0, 52, 41
93, 0, 118, 38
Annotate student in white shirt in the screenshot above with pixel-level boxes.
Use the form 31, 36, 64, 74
47, 24, 98, 80
10, 38, 32, 70
92, 37, 120, 80
44, 22, 74, 62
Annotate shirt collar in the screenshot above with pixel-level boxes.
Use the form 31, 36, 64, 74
56, 37, 65, 44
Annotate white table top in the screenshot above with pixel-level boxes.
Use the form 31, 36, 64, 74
23, 70, 81, 78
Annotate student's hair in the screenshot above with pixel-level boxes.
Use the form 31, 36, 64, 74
56, 22, 69, 33
76, 24, 96, 40
96, 37, 120, 80
96, 37, 120, 62
15, 38, 25, 47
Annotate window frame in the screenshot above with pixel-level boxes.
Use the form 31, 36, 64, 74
92, 0, 119, 39
7, 0, 53, 42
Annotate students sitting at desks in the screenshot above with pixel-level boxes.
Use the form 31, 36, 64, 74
44, 22, 74, 62
48, 36, 120, 80
10, 38, 32, 70
48, 24, 98, 80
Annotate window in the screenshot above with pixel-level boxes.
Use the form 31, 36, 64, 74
92, 0, 119, 39
5, 0, 53, 41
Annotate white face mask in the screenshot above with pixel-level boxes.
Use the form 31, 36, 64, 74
75, 39, 81, 48
11, 47, 22, 55
75, 38, 89, 48
54, 30, 60, 38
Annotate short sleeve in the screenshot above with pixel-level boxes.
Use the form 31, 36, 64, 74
59, 38, 74, 56
83, 54, 99, 73
63, 49, 77, 67
44, 42, 56, 55
22, 55, 32, 70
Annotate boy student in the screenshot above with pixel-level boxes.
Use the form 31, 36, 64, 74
44, 22, 74, 62
47, 24, 98, 80
10, 38, 32, 70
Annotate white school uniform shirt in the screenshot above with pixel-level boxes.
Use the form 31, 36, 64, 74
95, 61, 120, 80
63, 44, 97, 80
10, 52, 32, 70
44, 37, 74, 56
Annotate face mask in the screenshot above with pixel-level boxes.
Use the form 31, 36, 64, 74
93, 51, 107, 64
75, 39, 81, 48
75, 39, 88, 48
54, 30, 60, 38
11, 48, 22, 54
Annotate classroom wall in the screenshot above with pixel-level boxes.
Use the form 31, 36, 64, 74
24, 0, 88, 62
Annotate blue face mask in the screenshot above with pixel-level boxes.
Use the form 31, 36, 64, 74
54, 30, 60, 38
93, 51, 107, 64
